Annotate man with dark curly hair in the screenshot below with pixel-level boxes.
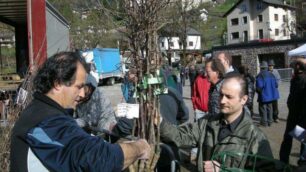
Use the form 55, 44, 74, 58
10, 51, 150, 172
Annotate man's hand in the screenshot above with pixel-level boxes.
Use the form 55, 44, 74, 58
203, 160, 220, 172
120, 139, 151, 169
154, 114, 162, 126
135, 139, 151, 159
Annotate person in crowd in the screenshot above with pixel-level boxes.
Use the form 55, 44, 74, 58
191, 64, 211, 121
238, 65, 255, 117
215, 51, 238, 76
10, 52, 150, 172
280, 58, 306, 165
188, 65, 197, 91
160, 74, 273, 172
256, 61, 279, 127
121, 68, 137, 102
122, 69, 189, 125
74, 73, 132, 140
180, 64, 186, 87
75, 74, 117, 132
205, 58, 225, 116
161, 64, 181, 93
268, 59, 281, 122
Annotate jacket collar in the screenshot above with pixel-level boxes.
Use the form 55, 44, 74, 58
33, 92, 70, 116
207, 107, 252, 132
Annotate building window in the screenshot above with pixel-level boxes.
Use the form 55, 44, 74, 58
231, 18, 239, 26
302, 2, 306, 9
231, 32, 239, 39
283, 15, 287, 22
275, 29, 279, 36
189, 41, 193, 46
240, 4, 247, 12
243, 31, 248, 42
274, 14, 278, 21
242, 16, 248, 24
256, 2, 263, 10
258, 15, 263, 22
161, 42, 164, 47
258, 29, 263, 39
283, 29, 287, 36
169, 41, 174, 47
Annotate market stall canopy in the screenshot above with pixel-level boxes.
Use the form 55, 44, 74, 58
288, 43, 306, 57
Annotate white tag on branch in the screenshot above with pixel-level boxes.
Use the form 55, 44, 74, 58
117, 103, 139, 119
16, 88, 28, 105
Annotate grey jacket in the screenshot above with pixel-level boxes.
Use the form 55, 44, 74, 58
75, 87, 116, 131
160, 108, 273, 172
208, 79, 223, 116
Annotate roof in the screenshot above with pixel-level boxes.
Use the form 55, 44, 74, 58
159, 26, 201, 37
223, 0, 296, 17
187, 27, 201, 36
0, 0, 69, 27
0, 0, 27, 26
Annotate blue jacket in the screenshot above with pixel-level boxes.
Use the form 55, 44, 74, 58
10, 92, 124, 172
256, 70, 279, 103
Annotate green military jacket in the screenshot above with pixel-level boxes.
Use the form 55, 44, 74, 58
160, 108, 273, 172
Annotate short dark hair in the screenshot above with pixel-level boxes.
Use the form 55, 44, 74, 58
238, 65, 249, 75
223, 74, 248, 97
33, 51, 88, 94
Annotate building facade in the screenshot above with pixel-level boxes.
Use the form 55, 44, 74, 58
224, 0, 296, 45
159, 27, 201, 61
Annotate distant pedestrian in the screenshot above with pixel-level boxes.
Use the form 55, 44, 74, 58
256, 61, 279, 127
279, 59, 306, 165
188, 65, 197, 95
238, 65, 255, 116
179, 64, 186, 87
205, 58, 225, 116
215, 51, 239, 76
268, 59, 281, 122
191, 64, 211, 121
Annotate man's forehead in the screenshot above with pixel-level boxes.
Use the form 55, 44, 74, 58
221, 79, 240, 92
217, 53, 225, 59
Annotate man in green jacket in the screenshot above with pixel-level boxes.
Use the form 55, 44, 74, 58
160, 74, 273, 172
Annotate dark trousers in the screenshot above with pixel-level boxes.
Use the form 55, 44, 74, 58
279, 113, 305, 163
272, 100, 279, 120
180, 75, 185, 86
259, 102, 273, 125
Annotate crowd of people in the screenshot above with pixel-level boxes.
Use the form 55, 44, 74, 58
9, 50, 306, 172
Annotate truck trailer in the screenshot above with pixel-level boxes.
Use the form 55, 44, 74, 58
82, 48, 124, 85
0, 0, 70, 90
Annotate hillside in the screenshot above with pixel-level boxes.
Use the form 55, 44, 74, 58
194, 0, 239, 50
49, 0, 239, 50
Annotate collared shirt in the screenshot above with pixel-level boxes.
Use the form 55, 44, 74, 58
218, 112, 243, 142
227, 66, 235, 73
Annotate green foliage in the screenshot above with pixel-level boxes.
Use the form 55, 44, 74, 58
49, 0, 241, 51
0, 47, 16, 74
49, 0, 121, 50
193, 0, 239, 50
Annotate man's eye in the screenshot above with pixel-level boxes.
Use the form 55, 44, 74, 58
76, 85, 85, 89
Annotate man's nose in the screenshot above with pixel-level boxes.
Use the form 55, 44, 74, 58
79, 87, 85, 98
220, 96, 226, 104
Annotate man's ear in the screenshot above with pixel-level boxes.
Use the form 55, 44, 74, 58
241, 95, 248, 105
53, 81, 62, 91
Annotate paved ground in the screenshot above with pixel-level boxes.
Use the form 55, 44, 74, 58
103, 79, 301, 169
